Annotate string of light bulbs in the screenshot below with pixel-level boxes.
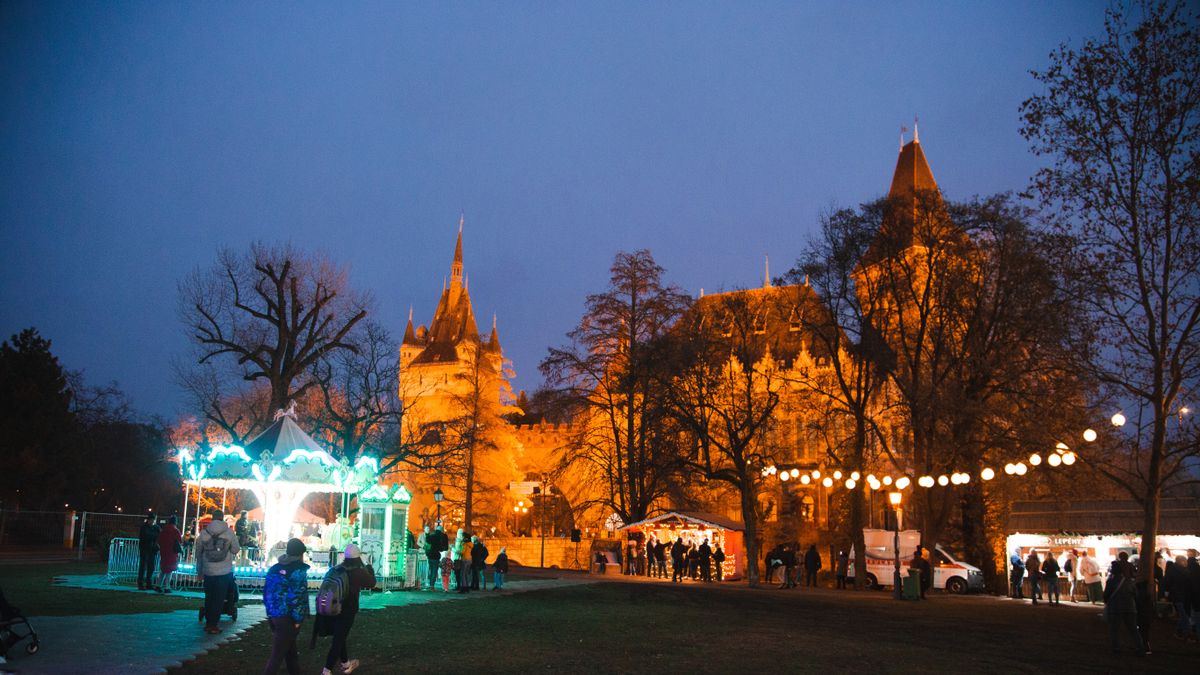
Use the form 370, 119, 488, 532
759, 422, 1108, 492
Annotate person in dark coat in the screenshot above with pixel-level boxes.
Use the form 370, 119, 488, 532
698, 539, 713, 582
655, 540, 667, 578
712, 545, 726, 582
1163, 554, 1190, 638
470, 536, 488, 590
1041, 552, 1061, 605
780, 545, 798, 589
804, 544, 822, 588
492, 547, 509, 589
1104, 559, 1146, 655
1187, 549, 1200, 640
909, 548, 932, 599
318, 544, 376, 675
1025, 551, 1043, 605
670, 538, 686, 583
137, 514, 160, 590
1009, 550, 1026, 599
425, 524, 448, 591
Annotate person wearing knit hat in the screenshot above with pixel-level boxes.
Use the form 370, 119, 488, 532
318, 542, 376, 675
263, 538, 309, 675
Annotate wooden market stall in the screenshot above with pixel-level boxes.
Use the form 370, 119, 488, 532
620, 511, 746, 581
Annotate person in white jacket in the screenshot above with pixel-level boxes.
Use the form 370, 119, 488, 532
1059, 549, 1079, 602
1078, 550, 1102, 604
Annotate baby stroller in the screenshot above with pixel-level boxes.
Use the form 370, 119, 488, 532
0, 587, 39, 660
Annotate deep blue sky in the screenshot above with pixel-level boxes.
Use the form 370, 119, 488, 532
1, 1, 1104, 419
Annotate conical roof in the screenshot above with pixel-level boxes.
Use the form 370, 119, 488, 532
244, 413, 327, 462
888, 139, 938, 198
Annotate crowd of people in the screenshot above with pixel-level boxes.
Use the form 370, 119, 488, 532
599, 534, 728, 582
415, 524, 509, 593
1009, 547, 1200, 656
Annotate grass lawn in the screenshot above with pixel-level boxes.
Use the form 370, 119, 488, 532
0, 562, 199, 616
173, 580, 1198, 674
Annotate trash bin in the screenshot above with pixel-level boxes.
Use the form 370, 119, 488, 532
902, 570, 922, 600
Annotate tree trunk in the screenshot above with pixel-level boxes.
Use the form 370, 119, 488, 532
960, 483, 998, 592
1138, 414, 1165, 586
740, 479, 760, 587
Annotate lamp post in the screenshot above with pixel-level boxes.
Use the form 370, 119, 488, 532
889, 491, 903, 600
433, 487, 444, 525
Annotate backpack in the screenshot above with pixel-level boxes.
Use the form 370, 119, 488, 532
315, 565, 350, 617
205, 533, 230, 563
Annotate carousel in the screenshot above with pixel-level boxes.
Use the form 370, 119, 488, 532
620, 511, 746, 580
158, 408, 413, 588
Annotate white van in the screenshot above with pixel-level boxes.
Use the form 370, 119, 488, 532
848, 529, 984, 594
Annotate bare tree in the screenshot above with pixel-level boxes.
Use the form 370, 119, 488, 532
1021, 0, 1200, 583
661, 290, 786, 587
541, 250, 692, 525
179, 242, 370, 417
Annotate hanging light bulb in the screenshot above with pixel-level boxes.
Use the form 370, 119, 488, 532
1029, 453, 1042, 466
780, 471, 790, 481
937, 475, 949, 486
1015, 462, 1028, 475
1004, 463, 1015, 475
800, 474, 811, 484
1055, 442, 1069, 453
918, 476, 934, 488
981, 467, 995, 480
1111, 413, 1126, 427
883, 476, 893, 486
790, 468, 800, 478
812, 470, 821, 479
895, 477, 910, 490
1047, 453, 1062, 467
833, 470, 843, 480
845, 479, 856, 490
960, 472, 970, 484
822, 477, 833, 488
1083, 428, 1097, 443
1062, 452, 1076, 465
851, 471, 861, 481
866, 474, 876, 483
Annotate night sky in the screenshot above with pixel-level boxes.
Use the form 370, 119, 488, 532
1, 1, 1103, 419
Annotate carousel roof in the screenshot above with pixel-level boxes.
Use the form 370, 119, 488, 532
619, 511, 745, 532
177, 412, 380, 493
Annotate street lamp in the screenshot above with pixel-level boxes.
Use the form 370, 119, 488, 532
433, 486, 444, 525
889, 491, 903, 600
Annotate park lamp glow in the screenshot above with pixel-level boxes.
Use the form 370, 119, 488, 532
833, 470, 843, 480
845, 479, 856, 490
888, 491, 903, 507
822, 477, 834, 488
1047, 453, 1062, 467
1004, 463, 1016, 475
1055, 442, 1069, 453
918, 476, 935, 488
1082, 428, 1098, 443
790, 468, 800, 478
1029, 453, 1042, 466
800, 474, 811, 485
1015, 462, 1028, 475
780, 471, 790, 482
894, 476, 910, 490
882, 476, 893, 486
1062, 452, 1077, 465
937, 475, 949, 487
1111, 412, 1126, 427
850, 471, 861, 481
811, 470, 821, 479
981, 467, 995, 480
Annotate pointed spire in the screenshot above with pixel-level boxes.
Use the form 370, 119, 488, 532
450, 215, 464, 288
487, 313, 501, 352
913, 116, 919, 143
763, 255, 772, 289
403, 306, 418, 345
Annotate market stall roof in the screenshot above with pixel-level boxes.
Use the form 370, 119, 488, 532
1007, 499, 1200, 535
620, 511, 744, 532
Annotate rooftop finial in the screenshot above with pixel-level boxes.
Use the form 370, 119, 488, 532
492, 313, 497, 331
764, 255, 771, 289
900, 125, 908, 152
913, 116, 919, 143
459, 212, 464, 233
408, 305, 413, 322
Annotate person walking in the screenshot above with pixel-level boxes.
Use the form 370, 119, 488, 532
1104, 559, 1146, 656
713, 545, 725, 582
452, 529, 469, 593
698, 539, 713, 582
470, 536, 488, 591
1009, 549, 1026, 599
1080, 551, 1103, 604
1060, 549, 1078, 602
635, 541, 647, 577
1025, 550, 1043, 605
835, 550, 849, 590
319, 544, 376, 675
262, 538, 309, 675
137, 514, 160, 591
438, 550, 453, 592
779, 545, 797, 589
804, 544, 822, 588
655, 539, 667, 579
416, 525, 431, 590
1041, 552, 1061, 605
426, 524, 447, 591
195, 509, 239, 634
155, 515, 182, 593
646, 535, 658, 578
493, 547, 509, 590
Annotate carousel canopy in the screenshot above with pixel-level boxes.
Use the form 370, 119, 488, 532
619, 511, 744, 532
177, 412, 379, 493
246, 505, 325, 524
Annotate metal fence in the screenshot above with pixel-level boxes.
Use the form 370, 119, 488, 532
0, 510, 72, 547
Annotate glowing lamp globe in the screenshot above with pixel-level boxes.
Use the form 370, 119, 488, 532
833, 470, 843, 480
882, 476, 893, 486
1111, 413, 1126, 427
780, 471, 790, 482
800, 475, 811, 485
1063, 452, 1077, 465
1015, 462, 1028, 476
960, 473, 970, 484
981, 467, 995, 480
790, 468, 800, 478
1083, 428, 1098, 443
937, 475, 949, 486
1029, 453, 1042, 466
895, 477, 911, 490
822, 477, 834, 488
812, 470, 821, 479
1047, 453, 1062, 467
1055, 442, 1069, 453
888, 491, 902, 507
845, 479, 856, 490
851, 471, 861, 481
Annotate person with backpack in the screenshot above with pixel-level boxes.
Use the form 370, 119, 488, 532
416, 525, 431, 590
195, 509, 239, 634
1104, 558, 1146, 656
470, 536, 489, 590
712, 545, 726, 582
426, 524, 447, 591
1041, 552, 1061, 605
492, 547, 509, 590
137, 513, 160, 591
263, 538, 309, 675
315, 544, 376, 675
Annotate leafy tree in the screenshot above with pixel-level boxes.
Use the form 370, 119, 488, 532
1020, 0, 1200, 583
0, 328, 73, 509
541, 250, 692, 525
